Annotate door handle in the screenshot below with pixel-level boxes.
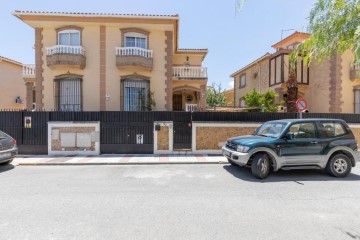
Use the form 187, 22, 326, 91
311, 141, 318, 144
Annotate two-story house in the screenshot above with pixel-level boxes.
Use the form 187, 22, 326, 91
231, 32, 360, 113
13, 11, 208, 112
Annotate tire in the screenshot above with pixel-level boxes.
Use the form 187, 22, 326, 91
326, 154, 351, 178
0, 159, 13, 166
251, 153, 271, 179
227, 158, 237, 166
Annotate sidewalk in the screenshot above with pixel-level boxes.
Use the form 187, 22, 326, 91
13, 154, 229, 166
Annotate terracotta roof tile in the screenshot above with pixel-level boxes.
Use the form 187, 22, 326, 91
13, 10, 178, 18
271, 31, 310, 48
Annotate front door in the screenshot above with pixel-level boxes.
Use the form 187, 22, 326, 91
279, 122, 323, 165
173, 95, 182, 111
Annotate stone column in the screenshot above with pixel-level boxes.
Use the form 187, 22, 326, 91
165, 31, 173, 111
25, 82, 34, 110
35, 28, 44, 110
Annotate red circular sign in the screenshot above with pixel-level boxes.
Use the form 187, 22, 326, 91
296, 99, 308, 111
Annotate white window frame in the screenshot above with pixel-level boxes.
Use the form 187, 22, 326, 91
58, 30, 80, 46
124, 32, 147, 49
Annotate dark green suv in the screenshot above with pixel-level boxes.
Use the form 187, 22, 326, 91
222, 119, 359, 179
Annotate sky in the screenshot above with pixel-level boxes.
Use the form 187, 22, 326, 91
0, 0, 314, 90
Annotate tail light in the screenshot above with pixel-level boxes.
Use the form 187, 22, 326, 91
12, 139, 17, 145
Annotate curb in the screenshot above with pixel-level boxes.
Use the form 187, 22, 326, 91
17, 161, 229, 166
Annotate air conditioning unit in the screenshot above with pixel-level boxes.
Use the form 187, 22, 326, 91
15, 96, 23, 104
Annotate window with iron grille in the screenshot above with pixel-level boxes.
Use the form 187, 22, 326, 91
54, 78, 82, 111
123, 80, 149, 111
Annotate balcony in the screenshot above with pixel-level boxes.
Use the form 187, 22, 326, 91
173, 67, 208, 80
46, 45, 86, 69
350, 65, 360, 80
116, 47, 153, 70
22, 64, 35, 78
185, 103, 198, 112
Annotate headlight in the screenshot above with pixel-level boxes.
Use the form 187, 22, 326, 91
236, 145, 249, 153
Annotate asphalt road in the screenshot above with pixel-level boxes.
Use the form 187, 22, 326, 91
1, 164, 360, 240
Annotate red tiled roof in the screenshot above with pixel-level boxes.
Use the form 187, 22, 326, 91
13, 10, 178, 18
271, 31, 310, 49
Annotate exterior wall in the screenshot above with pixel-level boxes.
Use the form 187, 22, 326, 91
341, 50, 355, 113
42, 26, 101, 111
157, 126, 169, 150
105, 25, 168, 111
173, 53, 203, 66
223, 89, 234, 106
188, 122, 360, 154
47, 122, 100, 155
154, 121, 173, 154
41, 23, 175, 111
234, 57, 269, 106
0, 61, 26, 109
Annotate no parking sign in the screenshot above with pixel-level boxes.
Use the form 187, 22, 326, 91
296, 99, 308, 112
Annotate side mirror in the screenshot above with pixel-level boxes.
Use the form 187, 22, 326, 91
285, 132, 294, 140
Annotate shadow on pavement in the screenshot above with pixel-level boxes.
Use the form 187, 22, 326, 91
223, 164, 360, 183
0, 164, 15, 174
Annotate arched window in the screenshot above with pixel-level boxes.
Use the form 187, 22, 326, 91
58, 30, 80, 46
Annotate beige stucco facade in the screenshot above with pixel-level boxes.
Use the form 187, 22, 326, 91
0, 57, 27, 110
231, 32, 360, 113
14, 11, 208, 112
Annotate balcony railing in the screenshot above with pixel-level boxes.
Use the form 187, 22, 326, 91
22, 64, 35, 78
185, 103, 198, 112
173, 67, 208, 79
115, 47, 153, 70
46, 45, 86, 69
46, 45, 86, 55
350, 64, 360, 80
115, 47, 153, 58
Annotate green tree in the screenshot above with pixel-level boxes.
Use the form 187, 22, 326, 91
243, 89, 282, 112
206, 83, 227, 107
290, 0, 360, 67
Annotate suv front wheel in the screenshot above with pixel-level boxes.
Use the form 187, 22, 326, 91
326, 154, 352, 178
251, 153, 271, 179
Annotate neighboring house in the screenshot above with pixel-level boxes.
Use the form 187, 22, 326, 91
13, 11, 208, 112
0, 56, 34, 110
223, 89, 235, 106
231, 32, 360, 113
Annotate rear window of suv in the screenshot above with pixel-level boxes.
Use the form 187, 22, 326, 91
318, 122, 347, 138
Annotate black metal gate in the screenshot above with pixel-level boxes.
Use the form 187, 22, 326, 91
100, 112, 154, 154
173, 112, 192, 150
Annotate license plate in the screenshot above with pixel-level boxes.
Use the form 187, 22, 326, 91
0, 152, 11, 158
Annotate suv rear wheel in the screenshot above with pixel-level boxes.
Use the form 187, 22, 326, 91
326, 154, 351, 178
251, 153, 271, 179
